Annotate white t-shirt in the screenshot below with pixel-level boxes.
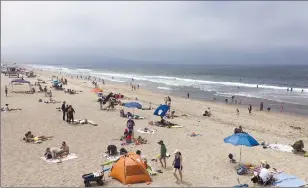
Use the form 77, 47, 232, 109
259, 168, 271, 182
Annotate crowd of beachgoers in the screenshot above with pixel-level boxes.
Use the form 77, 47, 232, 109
1, 66, 308, 187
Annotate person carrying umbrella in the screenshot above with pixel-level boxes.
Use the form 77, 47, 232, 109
126, 116, 135, 138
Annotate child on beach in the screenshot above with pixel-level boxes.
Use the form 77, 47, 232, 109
45, 148, 53, 159
126, 130, 133, 144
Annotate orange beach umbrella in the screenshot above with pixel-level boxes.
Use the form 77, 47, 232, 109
91, 88, 103, 93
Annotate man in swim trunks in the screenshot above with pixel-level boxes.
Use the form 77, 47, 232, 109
158, 140, 167, 169
56, 141, 70, 158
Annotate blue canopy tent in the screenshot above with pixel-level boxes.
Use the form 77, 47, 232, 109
154, 104, 170, 117
10, 79, 31, 91
224, 133, 259, 166
11, 79, 30, 84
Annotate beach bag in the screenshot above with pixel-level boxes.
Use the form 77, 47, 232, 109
120, 148, 127, 155
237, 166, 247, 175
107, 145, 117, 156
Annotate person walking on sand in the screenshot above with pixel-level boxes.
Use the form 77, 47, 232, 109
61, 101, 66, 121
248, 104, 252, 114
260, 102, 264, 111
67, 105, 75, 124
173, 149, 183, 183
280, 104, 284, 112
187, 92, 190, 98
158, 140, 167, 169
5, 85, 8, 97
127, 116, 135, 138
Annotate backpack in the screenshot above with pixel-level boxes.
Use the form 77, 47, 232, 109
107, 145, 117, 156
120, 148, 127, 155
237, 166, 247, 175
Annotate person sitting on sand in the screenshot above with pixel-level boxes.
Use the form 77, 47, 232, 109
120, 109, 127, 117
55, 141, 70, 158
203, 110, 211, 117
45, 148, 53, 159
258, 164, 274, 185
127, 112, 133, 118
292, 140, 306, 153
234, 126, 245, 134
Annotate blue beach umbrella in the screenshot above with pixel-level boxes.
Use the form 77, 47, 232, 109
124, 102, 142, 114
154, 104, 170, 117
224, 133, 260, 165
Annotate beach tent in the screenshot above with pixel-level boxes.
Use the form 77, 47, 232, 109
10, 79, 31, 91
10, 79, 30, 84
109, 152, 152, 185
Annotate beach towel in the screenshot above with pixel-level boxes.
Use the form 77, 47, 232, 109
169, 125, 185, 128
137, 128, 157, 134
133, 115, 145, 120
40, 153, 78, 163
147, 163, 157, 176
73, 119, 98, 126
187, 133, 203, 137
104, 154, 120, 162
273, 172, 307, 187
266, 144, 293, 153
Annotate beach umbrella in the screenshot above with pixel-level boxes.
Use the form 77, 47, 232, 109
153, 104, 170, 117
91, 88, 103, 93
103, 92, 113, 105
224, 133, 259, 166
124, 102, 142, 114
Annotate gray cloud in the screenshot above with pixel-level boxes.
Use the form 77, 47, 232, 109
2, 1, 308, 64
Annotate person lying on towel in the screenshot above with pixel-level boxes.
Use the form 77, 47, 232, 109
23, 131, 53, 143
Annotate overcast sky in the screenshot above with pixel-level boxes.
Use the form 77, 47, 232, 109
2, 1, 308, 64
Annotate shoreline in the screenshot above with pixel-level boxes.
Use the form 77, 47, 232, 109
1, 68, 308, 187
27, 64, 308, 117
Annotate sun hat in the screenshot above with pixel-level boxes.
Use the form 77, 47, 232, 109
261, 160, 267, 165
174, 149, 179, 154
157, 140, 163, 144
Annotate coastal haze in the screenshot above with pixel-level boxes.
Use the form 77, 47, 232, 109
1, 1, 308, 187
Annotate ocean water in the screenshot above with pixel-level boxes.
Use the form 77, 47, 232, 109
28, 63, 308, 115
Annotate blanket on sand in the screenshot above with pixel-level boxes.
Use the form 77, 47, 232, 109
40, 153, 78, 163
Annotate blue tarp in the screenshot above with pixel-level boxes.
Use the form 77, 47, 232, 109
273, 173, 307, 187
154, 104, 170, 117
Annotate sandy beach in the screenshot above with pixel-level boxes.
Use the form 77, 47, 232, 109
1, 69, 308, 187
